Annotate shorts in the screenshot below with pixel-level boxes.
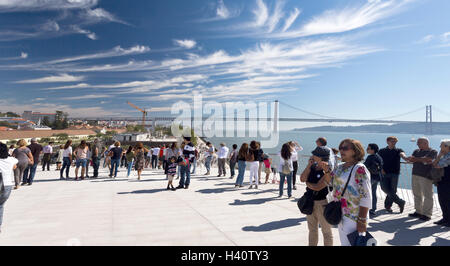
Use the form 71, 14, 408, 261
167, 175, 175, 182
76, 159, 87, 168
265, 168, 272, 174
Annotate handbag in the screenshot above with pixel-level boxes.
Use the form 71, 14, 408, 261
297, 191, 315, 215
323, 165, 357, 225
429, 167, 444, 185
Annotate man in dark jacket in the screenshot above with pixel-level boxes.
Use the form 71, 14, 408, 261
378, 136, 408, 214
364, 144, 384, 217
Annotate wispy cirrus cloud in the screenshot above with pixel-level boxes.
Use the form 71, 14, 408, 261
15, 73, 85, 84
0, 0, 128, 42
0, 0, 98, 12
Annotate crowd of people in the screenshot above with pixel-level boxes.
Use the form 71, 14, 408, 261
0, 135, 449, 245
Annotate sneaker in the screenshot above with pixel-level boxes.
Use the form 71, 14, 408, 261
408, 212, 422, 218
248, 185, 253, 189
184, 185, 189, 189
176, 185, 184, 189
293, 186, 297, 190
217, 175, 221, 177
21, 182, 27, 186
385, 208, 393, 213
369, 210, 376, 217
419, 215, 431, 222
255, 185, 258, 189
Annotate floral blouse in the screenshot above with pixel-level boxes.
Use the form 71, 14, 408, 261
331, 162, 372, 222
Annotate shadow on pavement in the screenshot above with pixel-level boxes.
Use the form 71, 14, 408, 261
117, 188, 168, 195
242, 218, 307, 232
229, 197, 282, 206
196, 187, 237, 194
369, 216, 449, 246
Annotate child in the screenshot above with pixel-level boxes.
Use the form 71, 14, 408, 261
166, 156, 177, 191
263, 154, 271, 184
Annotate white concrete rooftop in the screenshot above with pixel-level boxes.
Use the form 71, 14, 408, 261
0, 164, 449, 246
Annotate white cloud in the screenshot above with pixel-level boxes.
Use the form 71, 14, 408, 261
266, 1, 284, 33
273, 0, 414, 38
81, 8, 129, 25
20, 52, 28, 59
47, 45, 150, 64
174, 39, 197, 49
16, 74, 84, 84
282, 8, 301, 32
72, 25, 97, 40
253, 0, 269, 27
0, 0, 98, 12
62, 94, 114, 100
216, 0, 230, 19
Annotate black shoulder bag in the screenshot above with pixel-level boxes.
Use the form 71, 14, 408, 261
297, 190, 315, 215
323, 165, 356, 225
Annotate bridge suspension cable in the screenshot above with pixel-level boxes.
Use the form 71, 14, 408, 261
433, 106, 450, 119
369, 106, 425, 121
278, 100, 340, 119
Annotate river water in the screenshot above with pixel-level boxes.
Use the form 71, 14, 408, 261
208, 131, 450, 190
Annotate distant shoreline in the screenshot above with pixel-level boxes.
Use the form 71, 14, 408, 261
293, 122, 450, 135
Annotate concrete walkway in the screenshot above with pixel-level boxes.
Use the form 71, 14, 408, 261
0, 165, 449, 246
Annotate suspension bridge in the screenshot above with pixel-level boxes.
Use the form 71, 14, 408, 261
73, 101, 450, 135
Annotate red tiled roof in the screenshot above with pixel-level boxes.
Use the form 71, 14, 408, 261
0, 129, 97, 141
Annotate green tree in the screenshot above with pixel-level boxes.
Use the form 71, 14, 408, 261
52, 111, 69, 130
42, 116, 52, 127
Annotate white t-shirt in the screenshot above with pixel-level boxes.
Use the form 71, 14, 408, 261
278, 152, 294, 172
0, 157, 19, 187
63, 147, 72, 158
152, 147, 160, 156
218, 146, 229, 159
291, 146, 303, 162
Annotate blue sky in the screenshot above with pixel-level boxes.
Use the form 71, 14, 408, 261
0, 0, 450, 122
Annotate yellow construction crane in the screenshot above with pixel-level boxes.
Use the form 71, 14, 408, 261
127, 101, 148, 128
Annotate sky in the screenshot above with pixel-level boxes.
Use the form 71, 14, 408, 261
0, 0, 450, 123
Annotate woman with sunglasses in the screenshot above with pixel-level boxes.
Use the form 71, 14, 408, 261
308, 139, 372, 246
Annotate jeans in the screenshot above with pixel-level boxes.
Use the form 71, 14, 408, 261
380, 173, 405, 209
42, 153, 51, 171
371, 176, 380, 212
110, 158, 120, 177
151, 155, 158, 169
235, 160, 246, 186
179, 164, 191, 187
23, 162, 38, 184
60, 157, 71, 178
229, 161, 236, 177
279, 172, 292, 197
191, 158, 197, 174
127, 160, 134, 177
205, 156, 212, 173
92, 156, 101, 177
0, 186, 13, 227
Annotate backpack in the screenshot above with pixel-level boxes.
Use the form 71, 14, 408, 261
281, 160, 291, 175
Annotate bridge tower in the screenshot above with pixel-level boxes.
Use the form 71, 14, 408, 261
426, 105, 433, 135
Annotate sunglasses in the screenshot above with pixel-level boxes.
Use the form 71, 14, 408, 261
339, 145, 351, 151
